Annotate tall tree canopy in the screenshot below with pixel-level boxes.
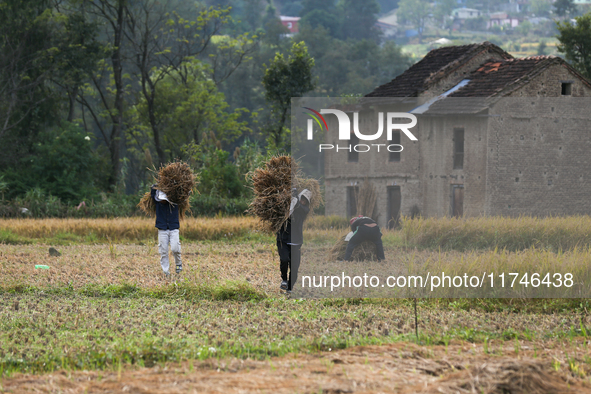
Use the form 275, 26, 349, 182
339, 0, 381, 42
556, 13, 591, 79
262, 41, 315, 148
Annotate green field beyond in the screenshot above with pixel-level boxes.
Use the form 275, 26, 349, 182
2, 216, 591, 392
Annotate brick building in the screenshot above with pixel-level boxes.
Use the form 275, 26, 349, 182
322, 42, 591, 227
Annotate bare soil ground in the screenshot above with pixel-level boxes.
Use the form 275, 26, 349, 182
4, 340, 591, 394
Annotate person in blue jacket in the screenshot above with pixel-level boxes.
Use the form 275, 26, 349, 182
277, 188, 312, 293
151, 185, 182, 277
343, 215, 386, 261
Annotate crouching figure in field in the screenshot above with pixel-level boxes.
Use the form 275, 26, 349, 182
343, 216, 386, 262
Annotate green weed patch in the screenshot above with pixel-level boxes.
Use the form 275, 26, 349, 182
1, 294, 589, 376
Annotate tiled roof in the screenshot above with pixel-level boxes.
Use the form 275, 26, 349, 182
365, 41, 512, 98
448, 55, 559, 98
423, 55, 591, 114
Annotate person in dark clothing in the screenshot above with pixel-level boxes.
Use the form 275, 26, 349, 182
277, 188, 312, 292
343, 215, 386, 261
151, 185, 182, 277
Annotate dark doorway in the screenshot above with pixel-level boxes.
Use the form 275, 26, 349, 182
451, 185, 464, 217
387, 186, 401, 229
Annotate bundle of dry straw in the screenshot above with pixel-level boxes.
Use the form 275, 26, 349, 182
356, 178, 377, 218
329, 237, 377, 261
329, 179, 379, 261
138, 161, 198, 219
248, 155, 322, 233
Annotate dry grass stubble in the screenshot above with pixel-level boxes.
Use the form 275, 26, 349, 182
0, 217, 261, 242
0, 242, 276, 292
3, 341, 591, 393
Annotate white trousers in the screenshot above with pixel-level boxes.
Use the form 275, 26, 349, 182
158, 229, 181, 274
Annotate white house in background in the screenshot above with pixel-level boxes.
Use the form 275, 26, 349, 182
377, 9, 398, 37
375, 20, 397, 37
573, 0, 591, 4
378, 9, 398, 26
452, 8, 482, 19
487, 12, 520, 29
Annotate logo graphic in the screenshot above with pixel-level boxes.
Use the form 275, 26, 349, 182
304, 108, 418, 153
303, 107, 328, 139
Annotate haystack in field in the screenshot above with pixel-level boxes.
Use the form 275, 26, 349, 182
248, 155, 322, 233
138, 161, 198, 219
329, 179, 379, 261
329, 236, 377, 261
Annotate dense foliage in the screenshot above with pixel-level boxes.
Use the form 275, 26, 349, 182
0, 0, 410, 214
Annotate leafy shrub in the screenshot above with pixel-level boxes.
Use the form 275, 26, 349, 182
199, 149, 246, 198
1, 122, 108, 202
189, 194, 250, 217
2, 189, 140, 218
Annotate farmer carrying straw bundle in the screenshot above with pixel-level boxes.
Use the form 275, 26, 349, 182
138, 161, 197, 278
276, 187, 311, 292
248, 155, 321, 293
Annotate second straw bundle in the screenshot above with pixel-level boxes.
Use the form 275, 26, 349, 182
248, 155, 322, 233
138, 161, 198, 219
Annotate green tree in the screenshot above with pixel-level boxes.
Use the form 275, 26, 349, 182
295, 25, 347, 95
299, 0, 341, 37
375, 41, 413, 86
300, 0, 334, 17
262, 1, 288, 45
554, 0, 578, 17
376, 0, 398, 14
243, 0, 265, 30
123, 3, 254, 166
130, 59, 250, 163
200, 149, 246, 198
262, 41, 315, 148
515, 20, 532, 36
338, 0, 381, 41
537, 40, 547, 55
0, 0, 52, 139
295, 25, 410, 96
0, 1, 107, 198
182, 134, 258, 199
0, 175, 7, 201
432, 0, 456, 28
556, 13, 591, 79
397, 0, 431, 42
530, 0, 552, 17
464, 16, 487, 31
45, 8, 106, 122
2, 122, 105, 201
280, 0, 302, 16
300, 9, 341, 36
79, 0, 129, 188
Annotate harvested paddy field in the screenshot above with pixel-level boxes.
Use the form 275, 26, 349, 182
2, 216, 591, 393
5, 341, 591, 393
